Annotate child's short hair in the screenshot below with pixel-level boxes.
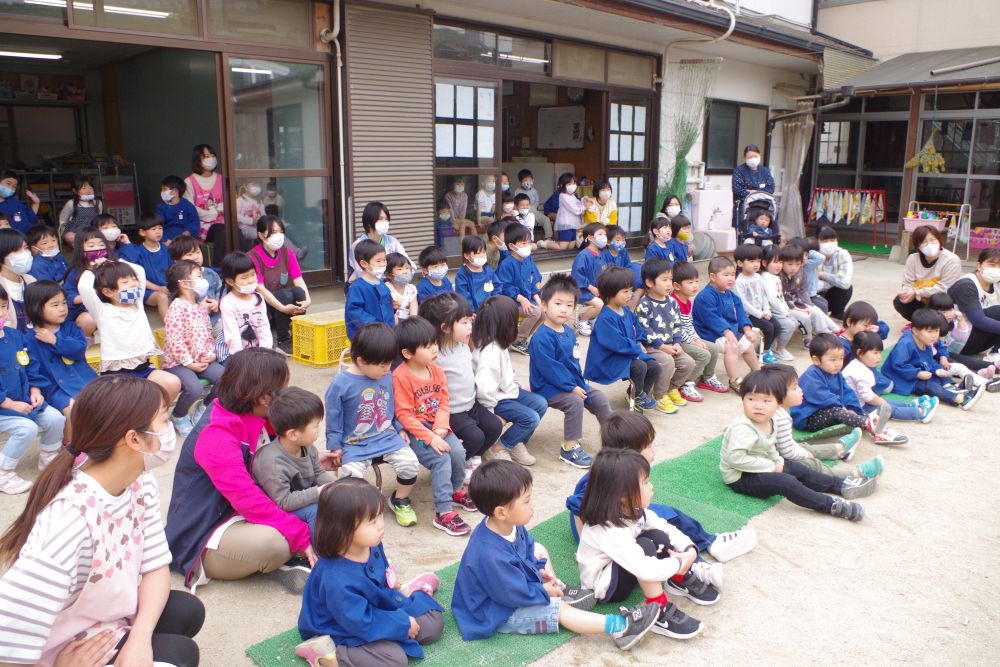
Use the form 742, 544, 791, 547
168, 235, 202, 261
513, 193, 530, 206
600, 411, 655, 452
161, 174, 186, 196
817, 226, 838, 241
761, 243, 781, 266
418, 292, 473, 347
557, 172, 576, 193
354, 239, 384, 266
778, 245, 803, 263
641, 258, 671, 287
468, 459, 533, 518
0, 212, 8, 224
977, 248, 1000, 264
667, 262, 695, 285
540, 273, 579, 304
166, 259, 200, 297
418, 245, 447, 268
852, 330, 884, 356
911, 307, 947, 332
734, 244, 763, 263
24, 280, 64, 328
926, 292, 954, 312
808, 333, 843, 359
740, 368, 787, 403
93, 260, 138, 303
669, 215, 692, 238
605, 224, 626, 241
517, 168, 533, 181
137, 212, 163, 231
762, 362, 798, 388
220, 251, 256, 282
707, 256, 735, 274
578, 449, 649, 527
503, 222, 530, 247
93, 213, 118, 229
581, 222, 605, 244
268, 386, 324, 437
487, 219, 506, 242
596, 266, 634, 302
385, 252, 411, 275
472, 295, 519, 350
26, 224, 56, 248
314, 478, 386, 559
844, 301, 878, 327
461, 235, 486, 255
646, 217, 671, 245
351, 323, 398, 364
396, 315, 437, 355
754, 211, 773, 225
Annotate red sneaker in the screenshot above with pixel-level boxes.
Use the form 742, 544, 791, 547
679, 383, 704, 403
696, 376, 729, 393
452, 488, 478, 512
434, 511, 471, 536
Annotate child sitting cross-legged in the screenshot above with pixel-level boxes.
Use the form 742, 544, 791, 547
584, 266, 661, 412
529, 274, 612, 469
297, 478, 444, 667
451, 459, 661, 650
252, 387, 335, 535
722, 368, 871, 522
881, 308, 987, 411
837, 301, 892, 394
566, 411, 757, 563
925, 292, 999, 384
577, 449, 709, 640
570, 223, 608, 335
843, 331, 938, 425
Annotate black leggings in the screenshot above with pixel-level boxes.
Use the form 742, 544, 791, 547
960, 305, 1000, 356
603, 528, 674, 603
729, 459, 844, 513
749, 314, 778, 350
822, 285, 853, 320
114, 590, 204, 667
804, 406, 867, 432
449, 402, 502, 459
268, 285, 307, 342
630, 357, 661, 397
892, 295, 923, 322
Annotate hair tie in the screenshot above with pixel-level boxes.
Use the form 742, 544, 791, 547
64, 444, 81, 458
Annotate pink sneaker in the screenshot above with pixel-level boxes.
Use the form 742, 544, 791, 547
403, 572, 441, 597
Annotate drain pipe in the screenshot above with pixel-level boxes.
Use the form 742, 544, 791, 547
321, 0, 350, 281
656, 0, 736, 190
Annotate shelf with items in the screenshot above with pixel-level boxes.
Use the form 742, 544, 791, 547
14, 162, 140, 230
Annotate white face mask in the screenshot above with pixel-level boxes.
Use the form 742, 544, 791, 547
516, 246, 532, 258
982, 267, 1000, 284
666, 205, 681, 218
746, 156, 761, 169
453, 185, 465, 194
598, 190, 611, 202
5, 250, 32, 276
237, 281, 258, 295
248, 185, 262, 197
593, 236, 608, 249
264, 233, 285, 251
102, 227, 121, 243
819, 242, 838, 257
371, 265, 387, 278
374, 220, 390, 235
79, 193, 95, 202
40, 249, 60, 258
142, 423, 177, 471
565, 183, 577, 194
920, 242, 941, 259
160, 190, 175, 203
201, 156, 218, 171
471, 256, 488, 267
502, 203, 515, 213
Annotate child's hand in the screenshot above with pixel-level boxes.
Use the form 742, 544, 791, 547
939, 358, 951, 370
303, 546, 317, 567
29, 388, 44, 408
318, 450, 342, 470
34, 328, 56, 345
669, 548, 697, 573
917, 371, 933, 380
187, 361, 209, 372
408, 616, 420, 639
665, 344, 681, 355
279, 303, 300, 315
773, 459, 784, 473
571, 386, 587, 400
8, 400, 32, 415
762, 313, 772, 320
428, 435, 451, 454
202, 297, 219, 313
543, 581, 564, 598
723, 331, 739, 347
116, 234, 131, 245
694, 339, 707, 350
934, 368, 949, 378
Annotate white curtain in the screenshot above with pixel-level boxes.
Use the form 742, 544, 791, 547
779, 100, 815, 239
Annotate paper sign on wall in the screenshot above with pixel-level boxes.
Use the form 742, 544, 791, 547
537, 106, 585, 150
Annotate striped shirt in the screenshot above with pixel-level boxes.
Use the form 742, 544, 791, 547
0, 470, 171, 664
772, 406, 810, 461
671, 294, 700, 344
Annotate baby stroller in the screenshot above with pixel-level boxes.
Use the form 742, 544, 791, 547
737, 191, 780, 246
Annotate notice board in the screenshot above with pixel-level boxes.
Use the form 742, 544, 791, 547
537, 105, 585, 149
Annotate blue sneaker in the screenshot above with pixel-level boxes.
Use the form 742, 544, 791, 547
761, 350, 777, 364
560, 443, 593, 469
637, 391, 657, 410
838, 427, 862, 461
918, 396, 939, 423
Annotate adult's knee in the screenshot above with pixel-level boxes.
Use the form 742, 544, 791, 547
151, 635, 200, 667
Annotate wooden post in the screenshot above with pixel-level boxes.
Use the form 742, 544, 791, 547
898, 87, 923, 245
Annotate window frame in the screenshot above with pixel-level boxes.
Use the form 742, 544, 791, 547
702, 98, 771, 175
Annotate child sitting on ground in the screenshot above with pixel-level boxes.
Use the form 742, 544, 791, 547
925, 292, 998, 381
843, 331, 937, 424
733, 244, 787, 364
692, 256, 761, 391
452, 459, 660, 649
571, 223, 608, 335
345, 239, 395, 340
881, 308, 986, 411
385, 252, 418, 323
324, 323, 419, 523
26, 225, 68, 284
252, 387, 334, 534
392, 316, 473, 536
644, 217, 675, 264
565, 411, 757, 562
779, 245, 837, 347
529, 274, 612, 469
584, 267, 661, 412
790, 334, 894, 441
671, 262, 727, 394
634, 259, 699, 414
497, 223, 543, 352
577, 449, 709, 639
455, 235, 500, 313
721, 369, 871, 522
298, 478, 443, 667
837, 301, 892, 394
416, 245, 453, 304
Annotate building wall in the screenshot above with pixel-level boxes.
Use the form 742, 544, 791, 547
818, 0, 1000, 60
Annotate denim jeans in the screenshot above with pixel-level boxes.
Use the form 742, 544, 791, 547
495, 389, 549, 449
0, 407, 65, 469
887, 399, 919, 421
913, 378, 964, 405
408, 432, 467, 514
292, 502, 318, 536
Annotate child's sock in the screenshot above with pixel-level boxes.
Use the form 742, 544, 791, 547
604, 613, 627, 635
670, 572, 686, 583
645, 592, 668, 607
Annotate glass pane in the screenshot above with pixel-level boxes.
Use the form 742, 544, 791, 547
496, 35, 551, 74
858, 174, 903, 221
477, 126, 494, 159
240, 176, 329, 270
633, 135, 646, 162
609, 134, 620, 161
978, 91, 1000, 109
0, 0, 65, 19
477, 88, 495, 121
455, 125, 474, 158
433, 24, 496, 65
816, 173, 856, 189
864, 95, 910, 113
456, 86, 475, 120
208, 0, 309, 48
607, 51, 655, 89
915, 176, 969, 207
818, 120, 859, 166
610, 104, 620, 131
967, 180, 1000, 226
435, 124, 455, 158
71, 0, 198, 36
924, 92, 976, 111
628, 206, 642, 232
862, 121, 907, 171
230, 59, 325, 170
434, 175, 498, 256
706, 102, 738, 170
631, 177, 644, 204
973, 119, 1000, 175
634, 105, 647, 132
435, 83, 455, 119
619, 135, 633, 163
552, 41, 605, 83
435, 78, 497, 168
922, 120, 973, 174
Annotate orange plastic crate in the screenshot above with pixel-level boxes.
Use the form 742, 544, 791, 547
291, 312, 350, 368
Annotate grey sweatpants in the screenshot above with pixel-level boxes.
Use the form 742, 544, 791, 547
680, 340, 720, 381
546, 389, 611, 442
335, 610, 444, 667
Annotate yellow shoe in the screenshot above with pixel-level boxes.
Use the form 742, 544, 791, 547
655, 395, 678, 415
667, 389, 688, 407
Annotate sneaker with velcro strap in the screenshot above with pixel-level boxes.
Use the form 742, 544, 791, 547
665, 571, 720, 606
829, 498, 864, 522
651, 601, 703, 639
561, 587, 596, 611
611, 602, 661, 650
840, 475, 877, 500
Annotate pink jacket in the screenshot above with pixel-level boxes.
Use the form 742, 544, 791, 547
162, 298, 215, 368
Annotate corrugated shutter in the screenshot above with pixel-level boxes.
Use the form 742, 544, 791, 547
345, 4, 435, 253
822, 47, 878, 91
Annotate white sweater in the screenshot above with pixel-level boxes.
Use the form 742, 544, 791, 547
472, 342, 520, 410
577, 508, 693, 599
734, 272, 770, 319
842, 358, 877, 404
761, 271, 790, 317
78, 261, 156, 363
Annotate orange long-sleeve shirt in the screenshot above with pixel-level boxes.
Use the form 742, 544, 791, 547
391, 362, 451, 443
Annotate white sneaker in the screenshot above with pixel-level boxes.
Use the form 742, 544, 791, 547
0, 470, 32, 495
708, 527, 757, 562
575, 319, 592, 336
484, 447, 512, 462
37, 450, 59, 471
509, 443, 536, 466
463, 456, 482, 485
774, 348, 795, 361
690, 560, 724, 590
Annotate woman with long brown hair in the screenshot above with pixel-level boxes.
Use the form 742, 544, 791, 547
0, 375, 204, 667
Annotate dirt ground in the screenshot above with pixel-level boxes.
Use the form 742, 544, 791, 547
2, 256, 998, 665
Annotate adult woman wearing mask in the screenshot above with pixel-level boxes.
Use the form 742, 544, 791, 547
475, 175, 498, 230
894, 225, 962, 321
248, 215, 311, 355
0, 375, 205, 667
347, 201, 415, 285
656, 193, 683, 221
0, 228, 37, 332
731, 144, 775, 228
185, 144, 227, 260
947, 249, 1000, 365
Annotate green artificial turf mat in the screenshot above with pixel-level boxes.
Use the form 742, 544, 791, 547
247, 424, 851, 667
840, 240, 893, 256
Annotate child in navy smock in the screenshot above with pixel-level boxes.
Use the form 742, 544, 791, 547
454, 235, 500, 312
415, 245, 453, 304
584, 267, 660, 411
0, 171, 38, 234
157, 175, 201, 242
497, 223, 543, 350
346, 240, 395, 340
298, 478, 444, 667
571, 223, 608, 333
120, 213, 171, 320
26, 225, 69, 284
790, 334, 873, 433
